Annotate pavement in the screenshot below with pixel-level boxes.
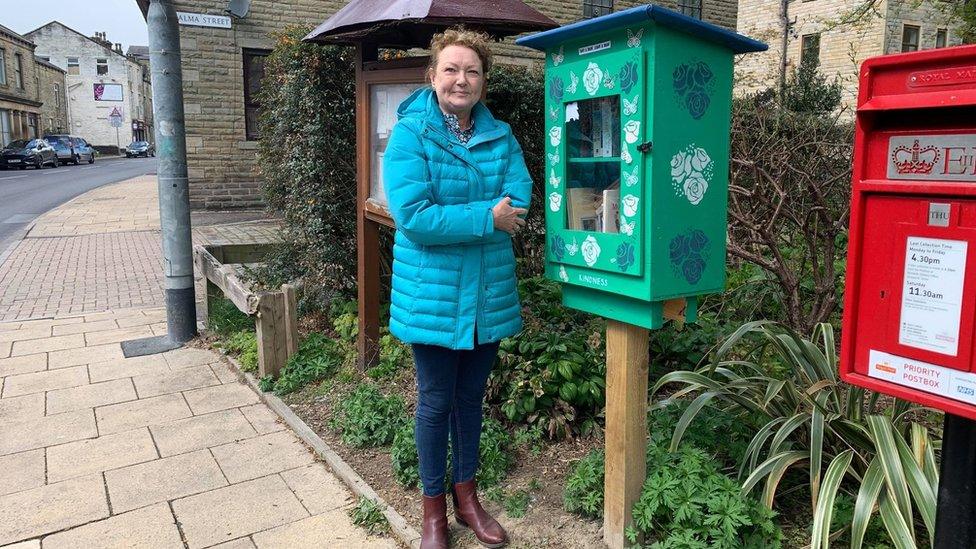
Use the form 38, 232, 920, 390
0, 176, 395, 548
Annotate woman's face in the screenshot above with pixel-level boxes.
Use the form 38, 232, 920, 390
430, 45, 485, 117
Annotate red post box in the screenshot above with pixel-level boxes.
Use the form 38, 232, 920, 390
840, 45, 976, 418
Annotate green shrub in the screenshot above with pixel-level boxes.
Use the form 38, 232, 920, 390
271, 332, 344, 395
626, 445, 782, 548
334, 384, 408, 448
391, 419, 420, 489
217, 330, 258, 373
563, 449, 605, 519
367, 334, 411, 380
349, 496, 388, 535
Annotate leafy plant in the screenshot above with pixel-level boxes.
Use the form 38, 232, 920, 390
391, 419, 420, 489
367, 334, 411, 380
503, 489, 531, 518
653, 321, 940, 548
217, 330, 258, 373
333, 384, 408, 448
349, 496, 389, 535
271, 332, 344, 395
564, 449, 605, 518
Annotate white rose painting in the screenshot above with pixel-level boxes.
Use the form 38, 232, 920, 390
622, 195, 640, 217
549, 127, 562, 147
548, 192, 562, 212
623, 120, 640, 144
670, 144, 713, 206
583, 62, 603, 96
581, 236, 601, 267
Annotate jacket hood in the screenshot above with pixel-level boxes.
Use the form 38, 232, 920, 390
396, 87, 500, 135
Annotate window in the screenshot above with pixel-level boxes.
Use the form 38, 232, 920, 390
54, 84, 61, 108
566, 96, 622, 233
0, 49, 6, 86
901, 25, 920, 52
27, 114, 37, 138
243, 49, 269, 141
67, 57, 79, 75
583, 0, 613, 18
936, 28, 948, 48
677, 0, 703, 19
96, 58, 108, 76
14, 53, 23, 88
800, 33, 821, 67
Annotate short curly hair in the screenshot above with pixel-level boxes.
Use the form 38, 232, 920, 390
427, 27, 494, 77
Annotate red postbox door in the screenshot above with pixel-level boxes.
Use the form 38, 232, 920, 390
840, 45, 976, 418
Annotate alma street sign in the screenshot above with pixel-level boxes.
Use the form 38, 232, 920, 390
176, 11, 231, 29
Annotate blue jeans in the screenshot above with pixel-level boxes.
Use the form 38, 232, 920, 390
412, 340, 500, 497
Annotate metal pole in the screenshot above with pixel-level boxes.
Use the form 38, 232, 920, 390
122, 0, 196, 356
934, 413, 976, 549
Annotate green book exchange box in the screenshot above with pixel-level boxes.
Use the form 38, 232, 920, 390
516, 5, 767, 329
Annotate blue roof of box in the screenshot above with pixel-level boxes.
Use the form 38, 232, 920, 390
515, 4, 767, 54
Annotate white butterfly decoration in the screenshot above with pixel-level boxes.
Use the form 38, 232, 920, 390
621, 143, 633, 164
549, 169, 561, 188
620, 219, 635, 236
548, 152, 560, 166
551, 46, 565, 66
623, 164, 639, 187
548, 106, 559, 121
565, 238, 579, 256
623, 95, 639, 116
548, 192, 562, 212
558, 265, 569, 282
603, 74, 615, 89
566, 72, 579, 94
627, 28, 643, 48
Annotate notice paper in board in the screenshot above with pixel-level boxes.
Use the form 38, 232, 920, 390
899, 236, 968, 356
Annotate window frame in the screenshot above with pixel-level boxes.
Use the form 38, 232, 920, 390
901, 24, 920, 53
14, 53, 23, 89
936, 28, 948, 48
677, 0, 703, 19
67, 57, 79, 76
0, 48, 6, 86
800, 33, 822, 67
96, 58, 109, 76
243, 48, 270, 141
582, 0, 613, 19
54, 83, 61, 108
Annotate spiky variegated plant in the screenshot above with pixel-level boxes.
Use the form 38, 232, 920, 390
652, 321, 939, 548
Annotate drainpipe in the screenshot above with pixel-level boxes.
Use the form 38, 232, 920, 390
122, 0, 198, 356
779, 0, 790, 99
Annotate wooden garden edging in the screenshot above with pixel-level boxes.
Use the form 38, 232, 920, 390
193, 243, 299, 377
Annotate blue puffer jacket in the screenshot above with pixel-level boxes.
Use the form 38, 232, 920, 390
384, 88, 533, 350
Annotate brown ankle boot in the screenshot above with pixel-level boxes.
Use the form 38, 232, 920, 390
452, 479, 507, 548
421, 493, 449, 549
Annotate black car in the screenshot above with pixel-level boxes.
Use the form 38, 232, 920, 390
0, 139, 58, 169
125, 141, 154, 158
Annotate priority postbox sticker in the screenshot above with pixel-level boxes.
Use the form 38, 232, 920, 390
868, 350, 976, 405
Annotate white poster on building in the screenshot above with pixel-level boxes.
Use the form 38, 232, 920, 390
94, 83, 123, 102
899, 236, 968, 356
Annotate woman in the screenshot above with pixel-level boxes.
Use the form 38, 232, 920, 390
383, 27, 533, 549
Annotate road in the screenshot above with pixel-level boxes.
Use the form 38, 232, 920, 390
0, 156, 156, 253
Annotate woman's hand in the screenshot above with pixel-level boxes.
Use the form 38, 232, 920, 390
492, 197, 528, 235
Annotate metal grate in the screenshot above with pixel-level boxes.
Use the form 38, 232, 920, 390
583, 0, 613, 19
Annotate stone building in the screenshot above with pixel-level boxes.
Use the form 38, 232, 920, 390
0, 24, 44, 147
26, 22, 153, 152
735, 0, 965, 111
134, 0, 740, 210
35, 57, 69, 134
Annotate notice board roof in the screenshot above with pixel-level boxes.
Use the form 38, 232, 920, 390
304, 0, 559, 48
515, 4, 767, 54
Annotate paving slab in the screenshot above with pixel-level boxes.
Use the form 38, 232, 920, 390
10, 334, 85, 356
172, 475, 308, 549
210, 360, 242, 384
84, 326, 155, 347
150, 408, 257, 457
280, 464, 355, 516
133, 365, 219, 399
208, 538, 257, 549
182, 383, 259, 415
239, 404, 286, 435
0, 393, 45, 423
251, 509, 397, 549
52, 319, 119, 337
48, 343, 124, 369
41, 503, 184, 549
0, 326, 52, 344
0, 354, 47, 378
1, 366, 88, 398
0, 450, 45, 497
2, 539, 40, 549
47, 428, 158, 483
95, 392, 191, 435
211, 431, 316, 484
0, 408, 97, 456
0, 475, 109, 546
163, 347, 219, 370
46, 378, 137, 415
88, 354, 168, 383
105, 449, 228, 513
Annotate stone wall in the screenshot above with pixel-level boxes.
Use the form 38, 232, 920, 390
0, 26, 42, 145
36, 61, 68, 134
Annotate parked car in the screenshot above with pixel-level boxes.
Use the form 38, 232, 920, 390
125, 141, 154, 158
0, 139, 58, 169
70, 137, 96, 164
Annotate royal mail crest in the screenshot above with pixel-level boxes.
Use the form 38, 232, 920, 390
887, 134, 976, 182
891, 139, 940, 175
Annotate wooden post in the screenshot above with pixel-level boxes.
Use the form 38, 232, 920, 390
255, 292, 288, 378
604, 319, 650, 549
355, 43, 381, 371
282, 284, 299, 358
